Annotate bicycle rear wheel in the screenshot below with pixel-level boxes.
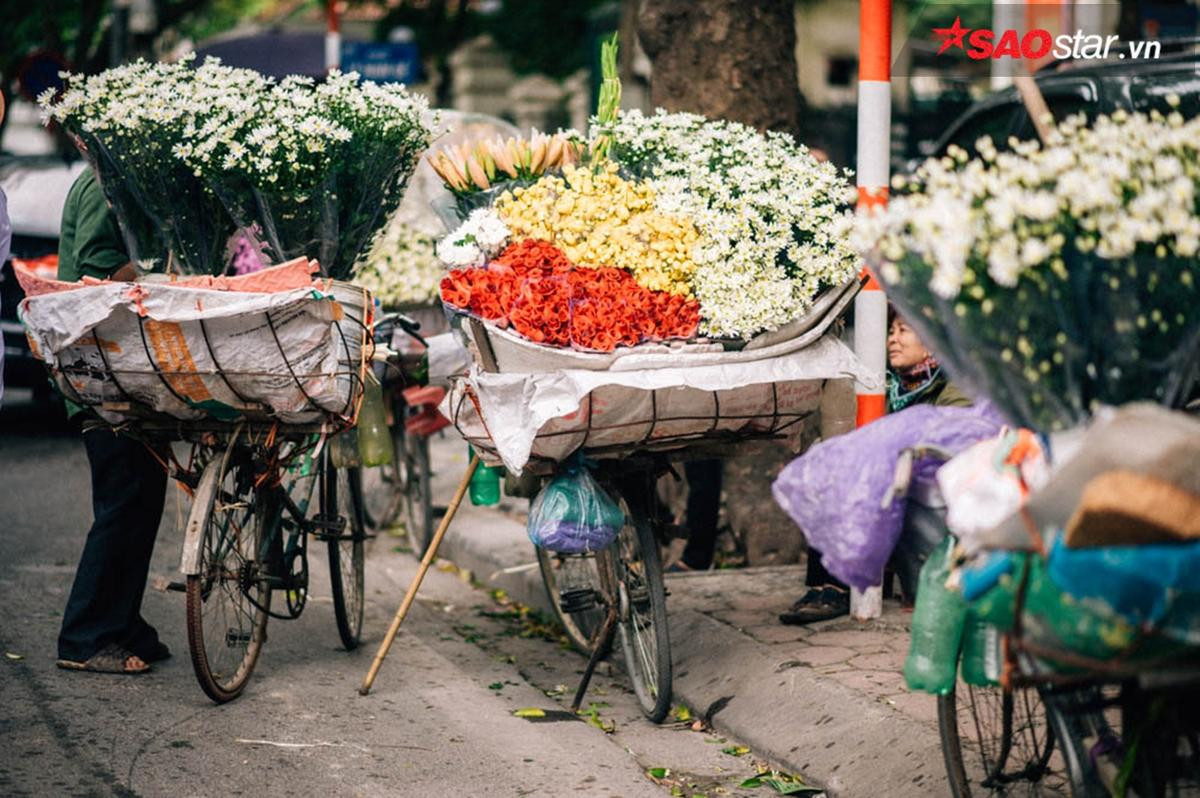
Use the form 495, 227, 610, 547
536, 546, 613, 657
612, 487, 673, 723
185, 445, 272, 704
326, 455, 366, 650
939, 666, 1067, 796
403, 433, 434, 557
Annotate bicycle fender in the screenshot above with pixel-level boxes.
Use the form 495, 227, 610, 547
181, 459, 222, 575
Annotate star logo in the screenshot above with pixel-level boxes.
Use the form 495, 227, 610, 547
932, 16, 972, 55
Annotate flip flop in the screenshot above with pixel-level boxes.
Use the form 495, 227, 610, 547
56, 644, 151, 675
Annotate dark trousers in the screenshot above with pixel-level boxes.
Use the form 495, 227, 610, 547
680, 459, 722, 570
804, 547, 847, 591
58, 429, 167, 661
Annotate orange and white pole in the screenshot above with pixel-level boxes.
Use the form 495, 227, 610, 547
851, 0, 892, 619
325, 0, 341, 72
854, 0, 891, 429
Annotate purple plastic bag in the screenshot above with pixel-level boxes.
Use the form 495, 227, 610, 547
772, 402, 1004, 590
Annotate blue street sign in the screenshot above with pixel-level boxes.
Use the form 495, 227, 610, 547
341, 41, 422, 84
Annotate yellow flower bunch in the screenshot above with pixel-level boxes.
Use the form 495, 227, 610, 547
494, 162, 700, 296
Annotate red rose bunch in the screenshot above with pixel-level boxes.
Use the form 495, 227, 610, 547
440, 240, 701, 352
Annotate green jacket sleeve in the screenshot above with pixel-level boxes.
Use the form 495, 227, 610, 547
934, 379, 974, 408
57, 170, 129, 282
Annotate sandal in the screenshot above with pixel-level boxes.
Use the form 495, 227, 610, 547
57, 644, 151, 675
779, 586, 850, 625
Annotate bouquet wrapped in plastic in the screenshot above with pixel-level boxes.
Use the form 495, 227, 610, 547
856, 107, 1200, 432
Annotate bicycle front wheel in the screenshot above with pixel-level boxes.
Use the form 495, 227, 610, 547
939, 669, 1066, 796
326, 456, 366, 650
612, 488, 673, 723
185, 447, 272, 704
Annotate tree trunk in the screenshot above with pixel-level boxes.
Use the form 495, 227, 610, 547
636, 0, 811, 567
636, 0, 801, 136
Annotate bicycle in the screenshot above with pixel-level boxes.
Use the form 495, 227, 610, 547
358, 312, 449, 556
532, 454, 680, 724
180, 420, 368, 703
885, 444, 1069, 796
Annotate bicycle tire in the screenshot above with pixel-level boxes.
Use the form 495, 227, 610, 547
404, 433, 434, 557
939, 672, 1066, 796
327, 456, 366, 651
612, 487, 673, 723
185, 450, 272, 704
536, 546, 613, 658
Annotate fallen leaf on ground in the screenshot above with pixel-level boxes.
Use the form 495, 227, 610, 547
722, 746, 750, 757
513, 708, 546, 719
4, 652, 23, 661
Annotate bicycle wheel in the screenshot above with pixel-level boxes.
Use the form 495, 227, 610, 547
325, 455, 366, 650
536, 546, 613, 657
612, 487, 673, 723
185, 445, 272, 704
939, 668, 1068, 796
403, 433, 434, 557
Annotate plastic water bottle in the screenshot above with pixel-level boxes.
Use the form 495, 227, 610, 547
904, 536, 968, 695
357, 372, 393, 467
961, 613, 1002, 687
468, 446, 501, 506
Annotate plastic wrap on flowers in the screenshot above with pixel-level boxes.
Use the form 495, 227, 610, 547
771, 403, 1005, 590
527, 461, 624, 554
881, 250, 1200, 434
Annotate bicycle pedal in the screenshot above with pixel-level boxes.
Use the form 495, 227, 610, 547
225, 629, 253, 647
560, 588, 599, 614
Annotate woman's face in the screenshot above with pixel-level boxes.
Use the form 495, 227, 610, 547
888, 317, 929, 371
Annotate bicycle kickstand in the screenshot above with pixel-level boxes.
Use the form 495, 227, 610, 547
571, 606, 619, 713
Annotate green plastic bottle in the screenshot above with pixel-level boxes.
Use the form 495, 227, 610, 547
468, 446, 502, 506
961, 613, 1002, 687
904, 536, 969, 695
357, 372, 393, 467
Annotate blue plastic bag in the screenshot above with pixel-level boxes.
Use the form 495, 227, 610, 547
772, 402, 1004, 590
528, 461, 624, 554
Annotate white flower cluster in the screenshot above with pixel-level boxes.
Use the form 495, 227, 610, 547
436, 208, 511, 268
603, 110, 860, 338
354, 219, 442, 306
855, 102, 1200, 300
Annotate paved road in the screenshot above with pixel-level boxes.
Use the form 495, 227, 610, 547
0, 392, 774, 798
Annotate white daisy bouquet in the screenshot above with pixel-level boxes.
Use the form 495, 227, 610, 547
856, 105, 1200, 432
600, 110, 860, 339
39, 57, 248, 275
178, 69, 434, 280
354, 219, 441, 307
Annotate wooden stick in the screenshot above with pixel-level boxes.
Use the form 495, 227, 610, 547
1014, 75, 1054, 144
359, 453, 481, 695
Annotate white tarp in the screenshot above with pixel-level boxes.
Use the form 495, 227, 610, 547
20, 280, 368, 424
445, 333, 879, 473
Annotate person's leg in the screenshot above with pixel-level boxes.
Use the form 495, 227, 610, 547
805, 547, 847, 590
58, 430, 166, 663
680, 459, 721, 571
117, 442, 168, 658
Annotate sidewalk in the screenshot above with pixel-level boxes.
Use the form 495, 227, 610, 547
425, 441, 948, 797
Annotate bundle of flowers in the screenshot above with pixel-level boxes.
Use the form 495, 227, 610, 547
41, 58, 434, 281
601, 110, 860, 338
439, 239, 700, 351
38, 57, 254, 274
430, 37, 856, 355
855, 105, 1200, 432
354, 220, 441, 307
177, 69, 434, 280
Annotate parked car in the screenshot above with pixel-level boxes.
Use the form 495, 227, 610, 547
920, 41, 1200, 162
0, 155, 86, 398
